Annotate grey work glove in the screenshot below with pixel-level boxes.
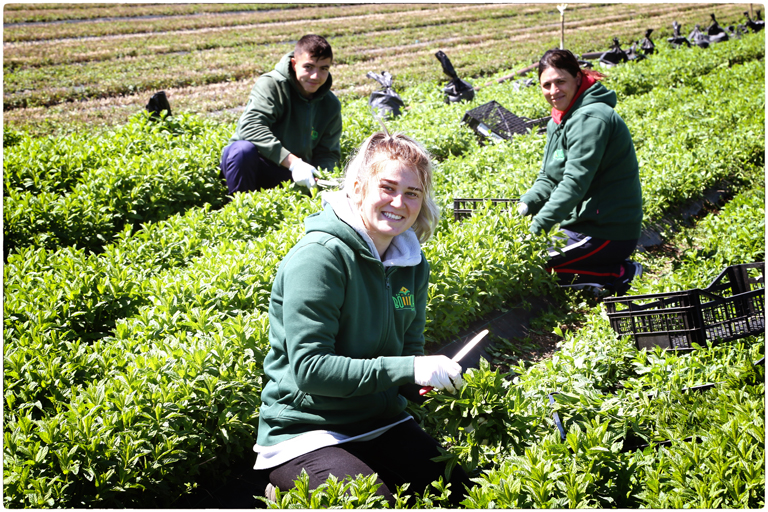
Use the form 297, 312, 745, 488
517, 202, 529, 216
289, 159, 319, 189
414, 355, 463, 393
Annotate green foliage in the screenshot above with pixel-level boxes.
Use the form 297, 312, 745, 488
634, 186, 765, 295
420, 359, 547, 475
423, 206, 556, 342
258, 470, 458, 509
607, 32, 765, 97
3, 24, 765, 509
3, 112, 230, 255
259, 471, 389, 509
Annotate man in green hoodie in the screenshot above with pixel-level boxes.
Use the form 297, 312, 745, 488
220, 34, 342, 194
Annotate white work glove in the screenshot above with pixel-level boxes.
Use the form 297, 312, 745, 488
289, 159, 319, 189
517, 202, 529, 216
414, 356, 463, 393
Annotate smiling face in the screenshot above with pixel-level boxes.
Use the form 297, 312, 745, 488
291, 51, 332, 98
539, 66, 582, 112
354, 160, 424, 256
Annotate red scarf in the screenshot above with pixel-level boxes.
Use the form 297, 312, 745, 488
551, 73, 596, 124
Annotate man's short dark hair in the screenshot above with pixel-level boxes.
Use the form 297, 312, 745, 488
295, 34, 333, 61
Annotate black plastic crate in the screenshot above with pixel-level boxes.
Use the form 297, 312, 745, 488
452, 198, 518, 221
604, 262, 765, 351
462, 101, 549, 142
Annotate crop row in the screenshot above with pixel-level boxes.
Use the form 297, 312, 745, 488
10, 1, 711, 71
4, 4, 551, 68
3, 114, 228, 255
3, 6, 753, 135
4, 34, 764, 260
2, 3, 298, 24
3, 4, 750, 110
1, 4, 601, 108
2, 3, 445, 42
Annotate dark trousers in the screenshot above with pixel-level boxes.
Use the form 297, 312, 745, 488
265, 419, 474, 507
220, 140, 292, 194
547, 228, 638, 287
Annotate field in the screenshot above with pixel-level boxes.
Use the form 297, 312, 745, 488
3, 3, 765, 509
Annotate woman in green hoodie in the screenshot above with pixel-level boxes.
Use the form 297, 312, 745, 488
518, 48, 644, 296
253, 132, 473, 506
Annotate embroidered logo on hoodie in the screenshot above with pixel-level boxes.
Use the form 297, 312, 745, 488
392, 287, 415, 311
554, 149, 565, 161
311, 128, 319, 141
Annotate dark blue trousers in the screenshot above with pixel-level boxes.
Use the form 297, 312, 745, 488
547, 229, 638, 288
220, 140, 292, 194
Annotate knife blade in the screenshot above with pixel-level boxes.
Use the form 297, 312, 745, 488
419, 329, 489, 395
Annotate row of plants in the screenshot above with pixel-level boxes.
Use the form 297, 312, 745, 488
2, 3, 443, 42
3, 114, 228, 255
11, 0, 713, 72
4, 32, 763, 260
2, 3, 298, 24
2, 4, 597, 108
4, 4, 544, 68
3, 4, 750, 110
4, 6, 753, 135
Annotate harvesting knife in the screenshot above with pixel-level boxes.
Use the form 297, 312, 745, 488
419, 329, 489, 395
316, 178, 343, 189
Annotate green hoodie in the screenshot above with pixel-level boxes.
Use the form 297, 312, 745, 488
520, 81, 643, 240
256, 193, 429, 447
229, 51, 342, 172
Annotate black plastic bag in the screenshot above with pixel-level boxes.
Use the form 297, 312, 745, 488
599, 37, 628, 67
435, 50, 475, 103
640, 28, 655, 55
146, 91, 172, 120
706, 14, 729, 43
727, 24, 745, 39
688, 25, 711, 48
744, 10, 765, 32
366, 71, 405, 118
667, 21, 692, 48
625, 41, 646, 62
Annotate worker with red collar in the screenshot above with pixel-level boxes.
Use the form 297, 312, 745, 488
518, 48, 644, 296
